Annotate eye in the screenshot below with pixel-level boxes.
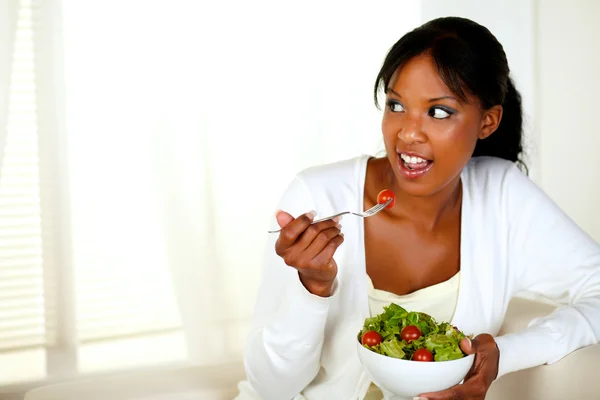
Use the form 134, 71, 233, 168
429, 106, 454, 119
386, 100, 405, 113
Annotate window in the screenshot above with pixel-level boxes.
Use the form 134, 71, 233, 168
0, 0, 186, 385
1, 0, 422, 390
0, 0, 46, 385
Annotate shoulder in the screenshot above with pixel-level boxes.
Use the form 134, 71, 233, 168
463, 156, 550, 218
276, 154, 369, 217
463, 156, 524, 183
463, 156, 534, 196
296, 154, 370, 188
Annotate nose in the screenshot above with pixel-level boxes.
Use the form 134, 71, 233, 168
397, 114, 427, 145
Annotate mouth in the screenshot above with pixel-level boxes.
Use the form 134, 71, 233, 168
397, 152, 433, 179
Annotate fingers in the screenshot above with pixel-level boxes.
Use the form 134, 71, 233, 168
463, 336, 485, 382
275, 210, 343, 262
276, 213, 340, 255
310, 229, 344, 266
275, 210, 295, 229
419, 334, 500, 400
418, 376, 488, 399
460, 337, 473, 354
418, 381, 486, 400
273, 209, 344, 293
275, 211, 317, 252
297, 219, 341, 252
460, 337, 478, 381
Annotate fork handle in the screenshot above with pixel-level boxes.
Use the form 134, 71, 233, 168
311, 212, 349, 224
267, 212, 351, 233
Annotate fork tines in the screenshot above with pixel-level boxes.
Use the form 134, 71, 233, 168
365, 202, 387, 216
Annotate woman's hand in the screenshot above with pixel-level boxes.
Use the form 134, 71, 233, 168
274, 210, 343, 297
417, 334, 500, 400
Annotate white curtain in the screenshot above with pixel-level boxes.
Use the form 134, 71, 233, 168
60, 0, 421, 366
0, 0, 421, 388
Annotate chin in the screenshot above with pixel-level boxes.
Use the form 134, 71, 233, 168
395, 178, 442, 198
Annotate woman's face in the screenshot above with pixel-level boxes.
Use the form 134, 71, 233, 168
382, 54, 501, 197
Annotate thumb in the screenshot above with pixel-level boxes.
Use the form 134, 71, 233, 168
460, 337, 475, 355
275, 210, 295, 229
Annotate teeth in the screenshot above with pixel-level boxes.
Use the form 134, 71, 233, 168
400, 153, 428, 164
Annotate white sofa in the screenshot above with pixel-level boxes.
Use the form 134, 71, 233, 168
487, 297, 600, 400
23, 297, 600, 400
22, 362, 246, 400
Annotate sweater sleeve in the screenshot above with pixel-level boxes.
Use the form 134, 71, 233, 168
495, 165, 600, 378
242, 175, 339, 400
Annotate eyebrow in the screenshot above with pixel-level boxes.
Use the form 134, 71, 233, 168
386, 88, 459, 103
428, 96, 459, 103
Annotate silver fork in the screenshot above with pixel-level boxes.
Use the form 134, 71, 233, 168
267, 198, 392, 233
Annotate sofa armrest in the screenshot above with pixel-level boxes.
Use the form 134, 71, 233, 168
497, 296, 556, 335
487, 296, 599, 400
24, 361, 246, 400
488, 343, 600, 400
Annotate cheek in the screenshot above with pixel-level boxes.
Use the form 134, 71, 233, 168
381, 115, 397, 143
428, 120, 479, 156
381, 113, 393, 134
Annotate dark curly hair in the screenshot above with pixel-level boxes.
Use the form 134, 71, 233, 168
374, 17, 526, 170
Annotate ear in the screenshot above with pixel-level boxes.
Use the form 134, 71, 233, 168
479, 105, 503, 140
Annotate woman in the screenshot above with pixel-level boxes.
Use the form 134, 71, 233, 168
236, 16, 600, 400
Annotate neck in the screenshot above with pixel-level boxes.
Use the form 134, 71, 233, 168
386, 169, 462, 230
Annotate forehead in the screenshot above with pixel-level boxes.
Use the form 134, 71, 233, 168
387, 54, 454, 99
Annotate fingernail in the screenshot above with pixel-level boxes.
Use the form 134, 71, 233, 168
332, 215, 342, 223
467, 337, 472, 346
413, 397, 428, 400
340, 232, 344, 237
307, 210, 317, 220
274, 209, 282, 217
336, 223, 342, 230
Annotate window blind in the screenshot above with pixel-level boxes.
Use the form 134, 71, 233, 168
1, 0, 185, 381
0, 0, 46, 353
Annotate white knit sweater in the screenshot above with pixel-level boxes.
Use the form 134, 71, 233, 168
238, 155, 600, 400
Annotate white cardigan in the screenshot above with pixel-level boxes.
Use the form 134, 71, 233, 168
238, 155, 600, 400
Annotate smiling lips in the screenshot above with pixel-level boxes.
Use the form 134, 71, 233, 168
398, 152, 433, 179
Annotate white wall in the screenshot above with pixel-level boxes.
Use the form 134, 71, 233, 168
421, 0, 600, 242
420, 0, 539, 178
537, 0, 600, 242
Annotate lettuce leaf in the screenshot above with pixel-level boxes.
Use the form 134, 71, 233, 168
379, 338, 407, 359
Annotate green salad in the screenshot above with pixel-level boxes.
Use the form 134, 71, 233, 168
358, 303, 471, 362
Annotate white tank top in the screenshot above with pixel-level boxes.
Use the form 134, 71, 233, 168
364, 272, 461, 400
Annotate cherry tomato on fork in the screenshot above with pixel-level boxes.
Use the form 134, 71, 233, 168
376, 189, 396, 209
361, 331, 383, 347
412, 348, 434, 362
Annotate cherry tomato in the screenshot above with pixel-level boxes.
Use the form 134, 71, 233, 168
412, 348, 434, 362
376, 189, 396, 209
361, 331, 383, 347
400, 325, 422, 343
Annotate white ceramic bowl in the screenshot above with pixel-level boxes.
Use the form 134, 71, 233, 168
357, 340, 475, 399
